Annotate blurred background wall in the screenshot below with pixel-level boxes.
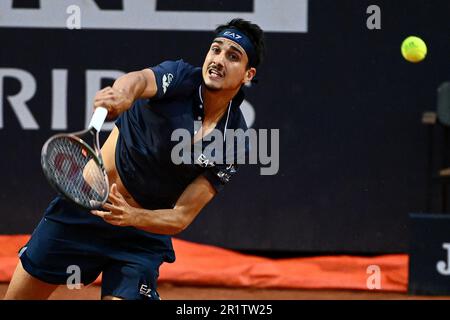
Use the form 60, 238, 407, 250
0, 0, 449, 254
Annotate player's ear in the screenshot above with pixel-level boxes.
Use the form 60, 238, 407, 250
243, 67, 256, 85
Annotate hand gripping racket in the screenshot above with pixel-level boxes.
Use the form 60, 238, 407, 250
41, 107, 109, 210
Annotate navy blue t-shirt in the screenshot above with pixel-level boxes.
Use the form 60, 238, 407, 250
115, 59, 249, 209
44, 59, 249, 262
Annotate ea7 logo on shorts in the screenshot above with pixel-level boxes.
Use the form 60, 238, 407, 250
139, 284, 153, 297
223, 31, 242, 40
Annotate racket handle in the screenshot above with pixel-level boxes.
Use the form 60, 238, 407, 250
89, 107, 108, 131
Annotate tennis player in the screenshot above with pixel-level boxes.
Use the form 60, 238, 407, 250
4, 18, 265, 300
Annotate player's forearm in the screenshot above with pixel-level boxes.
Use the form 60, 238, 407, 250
132, 207, 188, 235
112, 71, 148, 102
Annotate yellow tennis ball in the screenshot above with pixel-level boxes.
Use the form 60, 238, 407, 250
401, 36, 427, 63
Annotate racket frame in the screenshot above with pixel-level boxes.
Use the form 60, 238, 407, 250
41, 118, 110, 210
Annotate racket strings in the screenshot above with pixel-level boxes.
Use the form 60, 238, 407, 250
43, 137, 108, 208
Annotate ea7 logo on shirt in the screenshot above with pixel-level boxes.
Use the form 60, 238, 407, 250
217, 165, 235, 183
162, 73, 173, 94
197, 153, 215, 168
223, 31, 242, 40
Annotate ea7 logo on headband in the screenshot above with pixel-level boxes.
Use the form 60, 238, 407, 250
223, 31, 242, 40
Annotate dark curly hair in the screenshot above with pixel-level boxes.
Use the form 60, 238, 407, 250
215, 18, 265, 69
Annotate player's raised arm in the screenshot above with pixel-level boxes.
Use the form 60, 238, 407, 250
93, 68, 157, 119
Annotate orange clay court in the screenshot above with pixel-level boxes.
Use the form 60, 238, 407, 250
0, 235, 447, 300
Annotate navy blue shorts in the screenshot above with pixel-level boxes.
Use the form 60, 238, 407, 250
19, 200, 170, 300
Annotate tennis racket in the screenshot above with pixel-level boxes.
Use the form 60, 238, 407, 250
41, 107, 109, 210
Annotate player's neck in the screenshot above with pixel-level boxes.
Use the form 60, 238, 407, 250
201, 85, 237, 120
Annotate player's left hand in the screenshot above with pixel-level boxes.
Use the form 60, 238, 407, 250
91, 183, 138, 227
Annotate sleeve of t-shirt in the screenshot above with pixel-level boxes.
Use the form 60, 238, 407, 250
203, 163, 240, 193
202, 116, 251, 193
149, 59, 197, 100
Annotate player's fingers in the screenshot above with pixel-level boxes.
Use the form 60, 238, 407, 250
93, 100, 113, 109
96, 92, 115, 100
102, 216, 121, 226
93, 99, 120, 117
94, 89, 116, 100
111, 183, 118, 193
94, 104, 117, 118
104, 214, 120, 222
90, 210, 111, 218
107, 191, 122, 204
100, 213, 124, 226
99, 86, 112, 93
94, 94, 115, 104
102, 202, 121, 213
110, 184, 124, 199
93, 94, 111, 104
91, 210, 120, 224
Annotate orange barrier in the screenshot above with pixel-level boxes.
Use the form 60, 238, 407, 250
0, 235, 408, 292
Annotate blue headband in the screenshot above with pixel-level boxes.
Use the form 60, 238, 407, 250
215, 28, 257, 67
